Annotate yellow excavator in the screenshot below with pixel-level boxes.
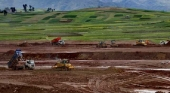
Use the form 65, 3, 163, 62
52, 59, 74, 71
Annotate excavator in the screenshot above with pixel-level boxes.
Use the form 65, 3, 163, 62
7, 49, 35, 70
96, 41, 107, 48
110, 40, 118, 47
52, 59, 74, 71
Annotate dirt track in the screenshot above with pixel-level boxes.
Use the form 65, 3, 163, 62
0, 41, 170, 93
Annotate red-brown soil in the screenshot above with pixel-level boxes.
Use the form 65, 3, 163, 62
0, 40, 170, 93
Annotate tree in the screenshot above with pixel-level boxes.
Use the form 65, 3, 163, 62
29, 5, 32, 11
47, 8, 55, 12
29, 5, 35, 11
23, 4, 27, 12
10, 7, 16, 13
32, 7, 35, 11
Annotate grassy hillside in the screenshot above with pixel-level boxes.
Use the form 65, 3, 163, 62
0, 7, 170, 42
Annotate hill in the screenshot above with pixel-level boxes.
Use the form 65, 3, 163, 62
0, 7, 170, 42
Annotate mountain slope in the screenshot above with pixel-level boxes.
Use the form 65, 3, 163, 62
100, 0, 170, 11
0, 0, 170, 11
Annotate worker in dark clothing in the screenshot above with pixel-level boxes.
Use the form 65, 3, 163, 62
3, 10, 7, 16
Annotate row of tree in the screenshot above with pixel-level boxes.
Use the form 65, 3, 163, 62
47, 8, 55, 12
1, 4, 56, 16
23, 4, 35, 12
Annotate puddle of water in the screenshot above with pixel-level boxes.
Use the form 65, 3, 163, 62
74, 66, 111, 69
0, 79, 27, 86
115, 66, 132, 69
62, 82, 87, 88
153, 68, 170, 71
31, 84, 53, 89
0, 65, 52, 70
0, 65, 7, 68
95, 66, 111, 69
134, 89, 170, 93
114, 66, 170, 72
126, 70, 142, 73
35, 66, 52, 69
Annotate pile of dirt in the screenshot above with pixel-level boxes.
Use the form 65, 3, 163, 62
31, 42, 50, 46
117, 44, 133, 47
0, 50, 14, 61
22, 52, 170, 60
18, 42, 50, 47
18, 42, 31, 47
165, 40, 170, 46
4, 50, 15, 55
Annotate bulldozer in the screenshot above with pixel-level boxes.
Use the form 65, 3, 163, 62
135, 39, 149, 46
52, 59, 74, 71
96, 41, 107, 48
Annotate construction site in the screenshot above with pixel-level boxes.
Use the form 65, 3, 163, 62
0, 39, 170, 93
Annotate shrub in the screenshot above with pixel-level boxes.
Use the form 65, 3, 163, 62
89, 16, 97, 18
140, 17, 151, 20
62, 15, 77, 18
114, 14, 123, 17
48, 19, 59, 23
85, 19, 91, 22
133, 15, 142, 18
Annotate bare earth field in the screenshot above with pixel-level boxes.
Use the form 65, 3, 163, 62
0, 40, 170, 93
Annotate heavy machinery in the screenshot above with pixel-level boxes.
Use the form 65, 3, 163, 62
135, 39, 149, 46
7, 49, 35, 70
160, 40, 170, 45
52, 59, 74, 71
96, 41, 107, 48
110, 40, 118, 47
51, 37, 65, 46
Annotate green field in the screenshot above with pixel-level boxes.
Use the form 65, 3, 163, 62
0, 7, 170, 43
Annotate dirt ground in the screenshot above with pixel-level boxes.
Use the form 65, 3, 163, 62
0, 40, 170, 93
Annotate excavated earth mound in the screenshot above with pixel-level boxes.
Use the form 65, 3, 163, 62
20, 52, 170, 60
18, 42, 31, 47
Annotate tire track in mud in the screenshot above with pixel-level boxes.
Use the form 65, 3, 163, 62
61, 82, 93, 93
87, 72, 170, 93
88, 74, 123, 93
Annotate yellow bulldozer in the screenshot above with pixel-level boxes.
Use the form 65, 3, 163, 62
135, 39, 149, 46
52, 59, 74, 71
